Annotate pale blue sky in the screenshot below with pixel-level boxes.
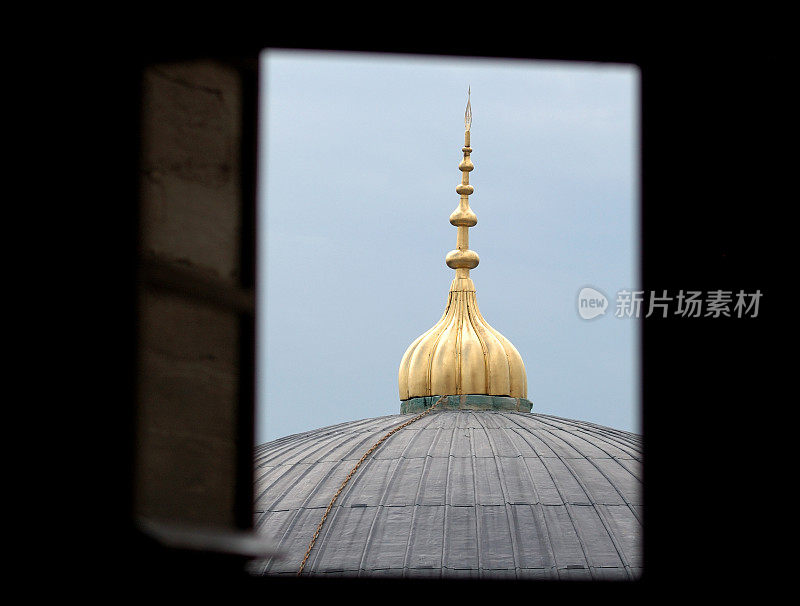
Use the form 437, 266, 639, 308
256, 49, 640, 443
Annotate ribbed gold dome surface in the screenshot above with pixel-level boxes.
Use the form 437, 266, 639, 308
398, 277, 527, 400
399, 90, 528, 402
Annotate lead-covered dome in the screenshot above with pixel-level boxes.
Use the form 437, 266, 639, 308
251, 410, 642, 580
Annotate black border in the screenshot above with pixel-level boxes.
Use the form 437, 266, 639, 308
58, 28, 780, 596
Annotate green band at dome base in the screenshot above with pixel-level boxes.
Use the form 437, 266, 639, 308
400, 394, 533, 414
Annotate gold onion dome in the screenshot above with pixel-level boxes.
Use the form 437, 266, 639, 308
398, 90, 531, 413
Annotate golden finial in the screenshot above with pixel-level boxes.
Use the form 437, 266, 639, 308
445, 88, 479, 289
398, 90, 530, 412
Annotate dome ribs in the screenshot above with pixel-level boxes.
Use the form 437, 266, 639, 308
251, 412, 642, 579
255, 421, 391, 518
440, 411, 466, 573
305, 418, 418, 574
301, 405, 448, 575
502, 413, 639, 579
472, 412, 522, 577
254, 416, 406, 510
495, 415, 594, 577
523, 415, 643, 541
255, 416, 398, 470
401, 415, 451, 576
534, 414, 642, 459
514, 416, 643, 572
468, 414, 484, 573
487, 414, 559, 576
531, 416, 642, 497
353, 416, 435, 575
253, 416, 424, 574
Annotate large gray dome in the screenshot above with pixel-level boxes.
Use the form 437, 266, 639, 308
251, 410, 642, 580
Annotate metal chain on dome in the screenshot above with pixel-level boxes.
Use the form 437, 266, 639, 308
297, 396, 446, 576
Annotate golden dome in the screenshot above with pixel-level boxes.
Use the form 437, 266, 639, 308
398, 90, 528, 403
398, 276, 528, 400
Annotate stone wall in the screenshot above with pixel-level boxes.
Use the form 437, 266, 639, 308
135, 59, 256, 530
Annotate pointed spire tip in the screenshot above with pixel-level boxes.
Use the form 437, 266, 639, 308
465, 86, 472, 132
